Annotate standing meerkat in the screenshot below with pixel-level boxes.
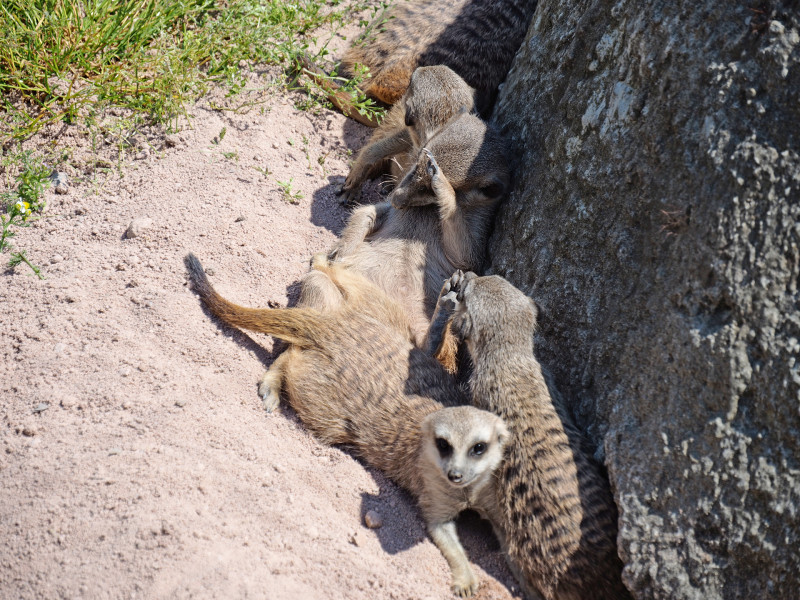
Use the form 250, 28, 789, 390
185, 253, 509, 597
338, 65, 477, 206
428, 271, 632, 600
340, 0, 539, 113
326, 112, 510, 350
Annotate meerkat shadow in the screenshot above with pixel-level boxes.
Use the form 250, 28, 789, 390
310, 177, 385, 234
357, 488, 426, 555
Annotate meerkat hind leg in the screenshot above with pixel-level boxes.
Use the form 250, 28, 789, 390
257, 350, 292, 413
428, 520, 479, 598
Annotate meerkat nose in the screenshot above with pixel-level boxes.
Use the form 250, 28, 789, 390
447, 470, 463, 483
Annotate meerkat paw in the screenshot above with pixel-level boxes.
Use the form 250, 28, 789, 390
424, 148, 440, 181
257, 376, 280, 413
436, 270, 465, 313
451, 570, 479, 598
446, 270, 477, 302
310, 252, 330, 270
337, 178, 362, 207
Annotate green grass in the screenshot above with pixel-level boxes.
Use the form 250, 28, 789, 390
0, 0, 386, 142
0, 150, 50, 278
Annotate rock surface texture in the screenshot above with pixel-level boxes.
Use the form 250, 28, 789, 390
488, 2, 799, 599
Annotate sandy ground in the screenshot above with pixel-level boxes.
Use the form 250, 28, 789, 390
0, 60, 522, 600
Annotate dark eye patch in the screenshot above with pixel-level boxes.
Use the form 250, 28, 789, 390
435, 437, 452, 456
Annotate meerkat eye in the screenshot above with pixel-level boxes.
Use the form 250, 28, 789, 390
471, 442, 487, 456
435, 437, 452, 456
405, 112, 416, 128
479, 181, 505, 199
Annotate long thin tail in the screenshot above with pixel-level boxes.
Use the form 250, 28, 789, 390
185, 253, 321, 347
297, 54, 381, 128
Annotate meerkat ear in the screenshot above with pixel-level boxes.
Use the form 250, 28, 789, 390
495, 418, 510, 448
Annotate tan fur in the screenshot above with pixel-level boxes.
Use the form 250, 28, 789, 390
327, 113, 510, 359
184, 254, 510, 597
341, 0, 538, 113
428, 271, 632, 600
339, 65, 476, 205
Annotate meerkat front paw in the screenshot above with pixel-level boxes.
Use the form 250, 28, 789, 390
424, 148, 440, 181
337, 176, 362, 207
451, 570, 479, 598
436, 270, 465, 314
447, 270, 477, 302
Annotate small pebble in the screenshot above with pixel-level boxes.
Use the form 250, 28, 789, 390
364, 510, 383, 529
273, 463, 286, 474
164, 134, 179, 148
271, 142, 280, 149
115, 263, 127, 271
108, 448, 122, 456
135, 149, 150, 161
235, 215, 246, 222
33, 403, 49, 414
125, 217, 153, 239
49, 171, 69, 188
22, 427, 37, 437
175, 399, 186, 408
50, 254, 64, 264
55, 184, 68, 195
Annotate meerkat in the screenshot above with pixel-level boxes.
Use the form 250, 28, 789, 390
338, 65, 477, 206
184, 253, 509, 597
339, 0, 538, 113
325, 112, 510, 353
427, 271, 632, 600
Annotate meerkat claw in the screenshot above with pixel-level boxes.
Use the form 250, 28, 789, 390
424, 148, 439, 178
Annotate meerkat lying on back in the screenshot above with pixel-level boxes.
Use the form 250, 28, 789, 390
185, 254, 509, 597
326, 112, 510, 351
338, 65, 476, 206
340, 0, 538, 113
428, 271, 632, 600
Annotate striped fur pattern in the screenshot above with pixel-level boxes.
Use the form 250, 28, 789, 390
185, 254, 510, 596
342, 0, 538, 112
439, 271, 632, 600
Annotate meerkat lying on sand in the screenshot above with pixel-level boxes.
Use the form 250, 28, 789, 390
327, 112, 510, 350
428, 271, 632, 600
338, 65, 476, 206
185, 253, 509, 597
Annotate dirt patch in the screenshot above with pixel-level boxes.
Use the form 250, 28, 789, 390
0, 72, 520, 598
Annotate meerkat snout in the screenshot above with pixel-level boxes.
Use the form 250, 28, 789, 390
422, 406, 509, 489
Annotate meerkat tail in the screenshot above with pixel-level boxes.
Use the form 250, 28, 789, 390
297, 54, 381, 128
184, 253, 321, 347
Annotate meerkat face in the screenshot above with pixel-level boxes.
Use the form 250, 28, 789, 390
421, 406, 508, 489
388, 113, 510, 210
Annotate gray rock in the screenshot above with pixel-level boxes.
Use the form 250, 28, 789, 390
125, 217, 153, 239
164, 134, 180, 148
490, 2, 800, 598
49, 170, 68, 188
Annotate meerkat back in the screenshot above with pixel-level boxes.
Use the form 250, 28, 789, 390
341, 0, 538, 112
